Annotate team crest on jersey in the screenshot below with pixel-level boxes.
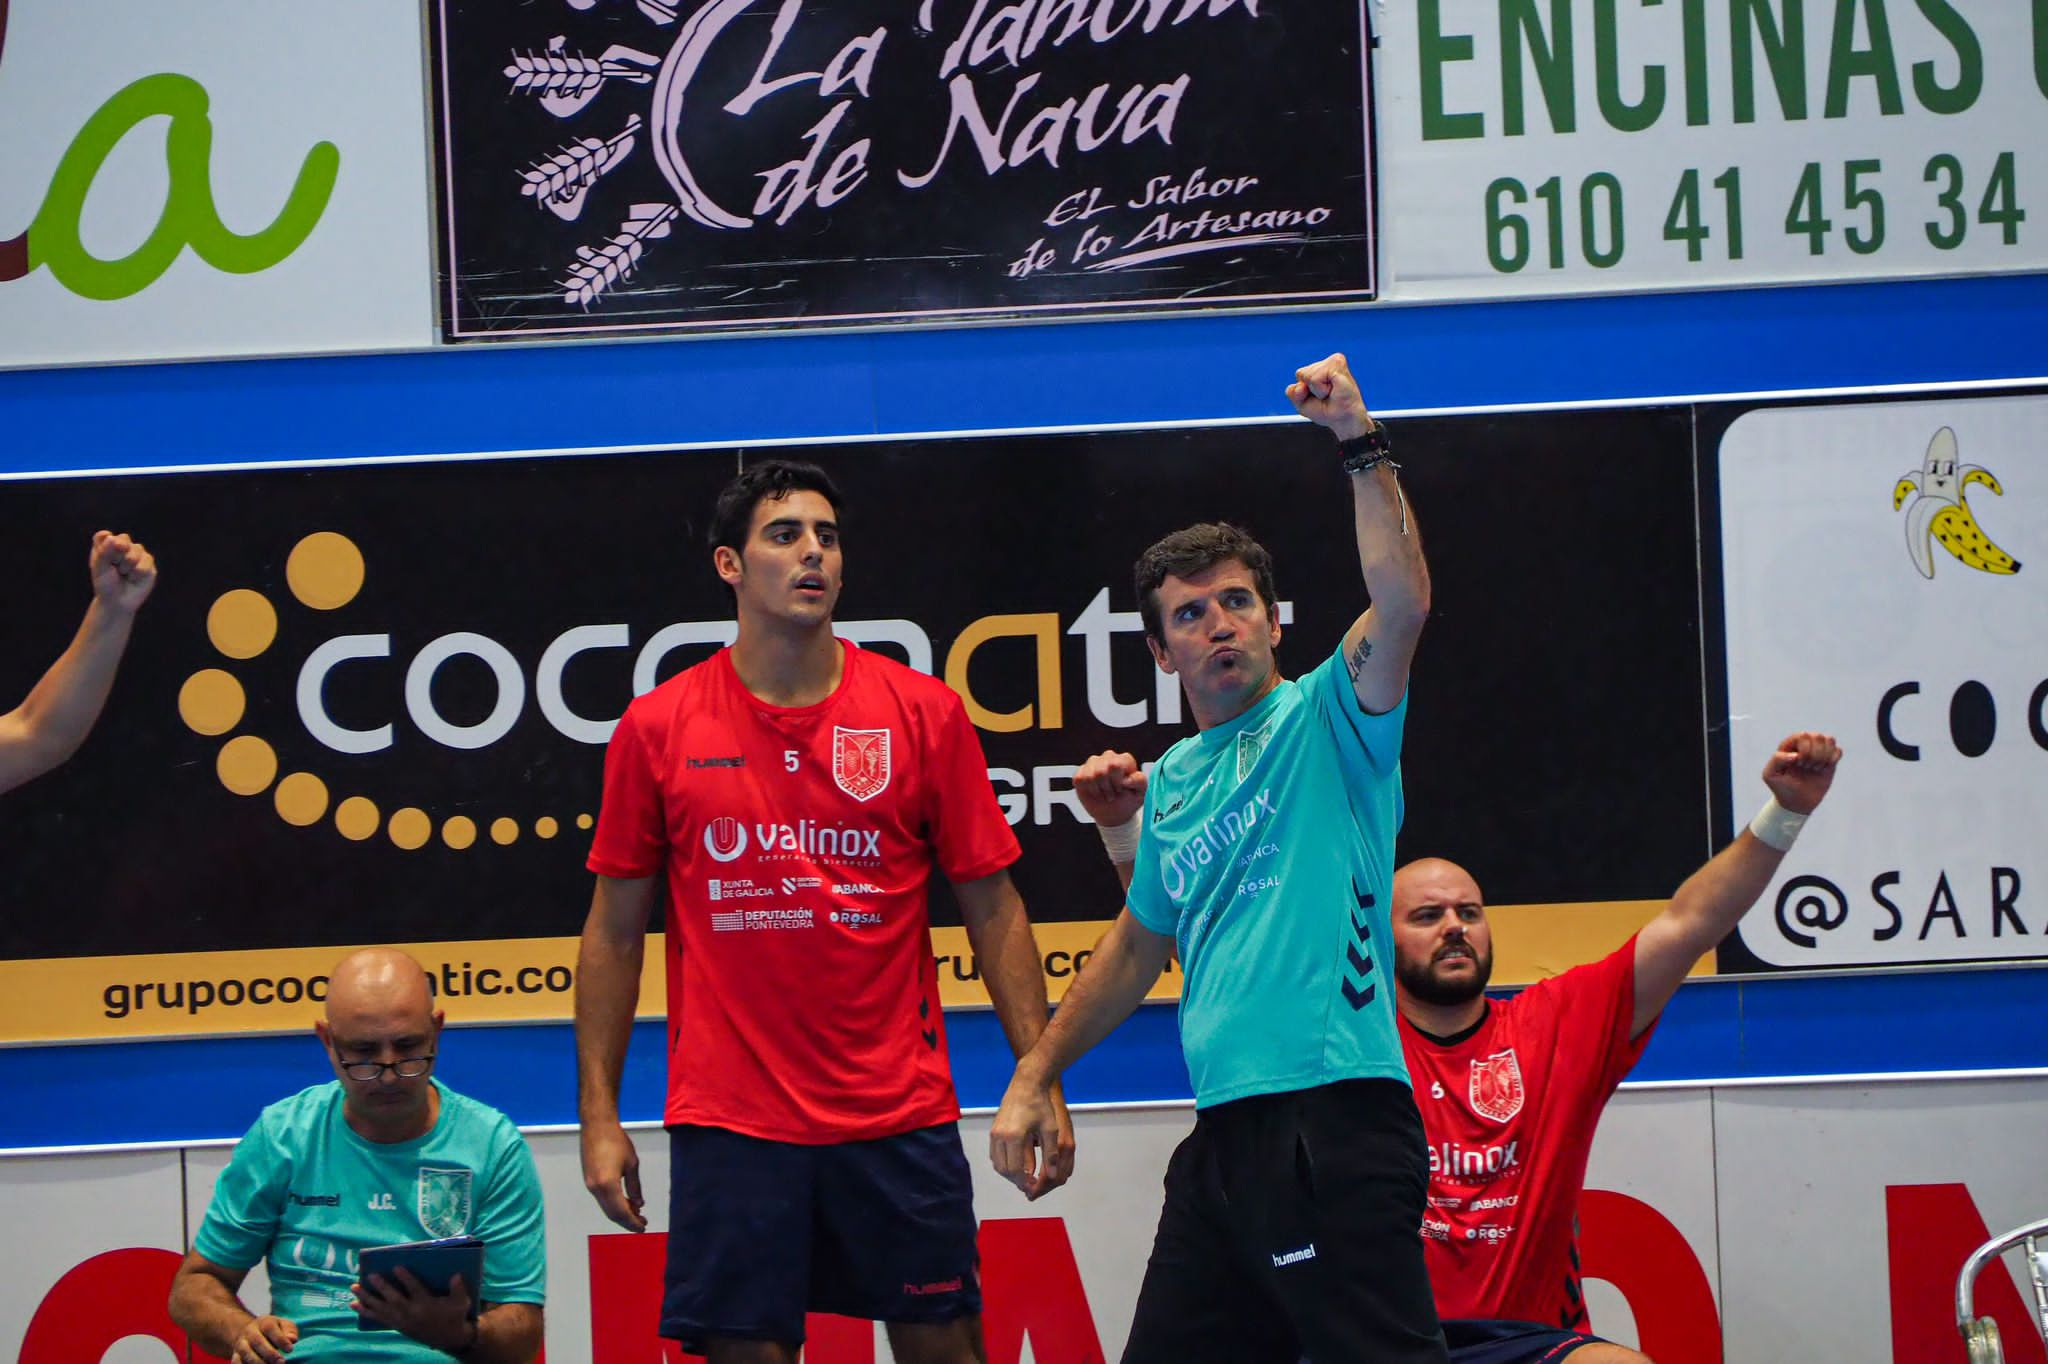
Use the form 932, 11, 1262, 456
1469, 1049, 1525, 1123
1236, 715, 1279, 782
417, 1167, 474, 1238
832, 727, 892, 802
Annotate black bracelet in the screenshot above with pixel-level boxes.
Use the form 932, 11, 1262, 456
1338, 421, 1395, 475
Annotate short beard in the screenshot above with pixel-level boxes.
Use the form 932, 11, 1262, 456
1397, 946, 1493, 1007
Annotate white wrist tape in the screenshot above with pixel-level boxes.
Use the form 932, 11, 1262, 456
1749, 796, 1808, 853
1096, 814, 1141, 864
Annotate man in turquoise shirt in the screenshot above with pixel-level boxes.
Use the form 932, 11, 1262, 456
170, 948, 546, 1362
991, 354, 1446, 1362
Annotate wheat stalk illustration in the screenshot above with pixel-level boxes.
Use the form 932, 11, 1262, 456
561, 202, 678, 309
520, 114, 642, 210
504, 38, 657, 102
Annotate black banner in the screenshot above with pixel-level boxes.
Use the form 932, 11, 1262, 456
429, 0, 1376, 339
0, 409, 1704, 964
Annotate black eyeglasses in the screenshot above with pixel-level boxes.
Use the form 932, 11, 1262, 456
337, 1054, 436, 1082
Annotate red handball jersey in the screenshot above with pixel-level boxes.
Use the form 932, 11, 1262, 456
1400, 938, 1656, 1331
587, 641, 1020, 1144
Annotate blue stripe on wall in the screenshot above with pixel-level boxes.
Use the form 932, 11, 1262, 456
6, 966, 2044, 1151
3, 274, 2045, 476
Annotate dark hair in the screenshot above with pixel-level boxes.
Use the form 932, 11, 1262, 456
1133, 523, 1278, 641
709, 460, 844, 559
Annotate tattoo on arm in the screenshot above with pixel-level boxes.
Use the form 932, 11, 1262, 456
1345, 634, 1373, 681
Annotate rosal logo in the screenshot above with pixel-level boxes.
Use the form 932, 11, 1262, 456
1894, 427, 2021, 579
0, 0, 337, 300
177, 532, 592, 854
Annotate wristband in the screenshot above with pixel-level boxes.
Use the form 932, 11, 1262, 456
1337, 421, 1393, 475
1096, 813, 1140, 864
1749, 796, 1808, 852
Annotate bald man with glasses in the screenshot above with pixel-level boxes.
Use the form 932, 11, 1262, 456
171, 949, 547, 1363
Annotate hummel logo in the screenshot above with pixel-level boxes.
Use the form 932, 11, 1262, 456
1271, 1244, 1317, 1268
687, 755, 746, 768
288, 1192, 340, 1207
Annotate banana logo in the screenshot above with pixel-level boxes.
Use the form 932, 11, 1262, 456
1893, 427, 2021, 579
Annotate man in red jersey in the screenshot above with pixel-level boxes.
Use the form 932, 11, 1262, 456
1072, 730, 1839, 1362
576, 460, 1071, 1364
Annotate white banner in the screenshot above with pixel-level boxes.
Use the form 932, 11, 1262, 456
9, 1077, 2048, 1361
1721, 393, 2048, 970
0, 0, 435, 369
1376, 2, 2048, 300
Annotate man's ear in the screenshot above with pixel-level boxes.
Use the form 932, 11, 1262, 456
1266, 604, 1282, 649
313, 1018, 332, 1048
1146, 635, 1176, 676
713, 545, 744, 588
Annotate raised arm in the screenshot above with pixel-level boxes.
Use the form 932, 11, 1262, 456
1285, 355, 1429, 716
955, 867, 1074, 1195
575, 874, 657, 1231
0, 531, 156, 794
1631, 732, 1842, 1036
1073, 749, 1148, 891
989, 907, 1174, 1199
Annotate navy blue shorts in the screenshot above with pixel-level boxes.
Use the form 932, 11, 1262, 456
660, 1122, 982, 1351
1443, 1319, 1608, 1363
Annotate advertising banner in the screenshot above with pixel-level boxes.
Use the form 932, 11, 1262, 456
0, 0, 437, 369
0, 410, 1705, 1042
428, 0, 1377, 338
1713, 1077, 2048, 1363
1715, 391, 2047, 972
1375, 3, 2048, 301
12, 1076, 2048, 1361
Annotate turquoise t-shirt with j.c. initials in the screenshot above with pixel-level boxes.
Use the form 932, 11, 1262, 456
1127, 646, 1409, 1109
193, 1079, 546, 1360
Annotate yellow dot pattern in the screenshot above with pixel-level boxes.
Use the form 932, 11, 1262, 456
207, 590, 278, 660
217, 736, 278, 796
274, 772, 329, 827
287, 532, 367, 610
196, 533, 584, 853
388, 807, 432, 851
335, 797, 380, 842
178, 669, 246, 736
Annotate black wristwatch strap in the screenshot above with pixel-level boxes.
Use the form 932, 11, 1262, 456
1338, 421, 1393, 474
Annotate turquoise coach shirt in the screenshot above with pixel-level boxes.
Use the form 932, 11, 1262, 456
1127, 647, 1409, 1108
194, 1079, 546, 1360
